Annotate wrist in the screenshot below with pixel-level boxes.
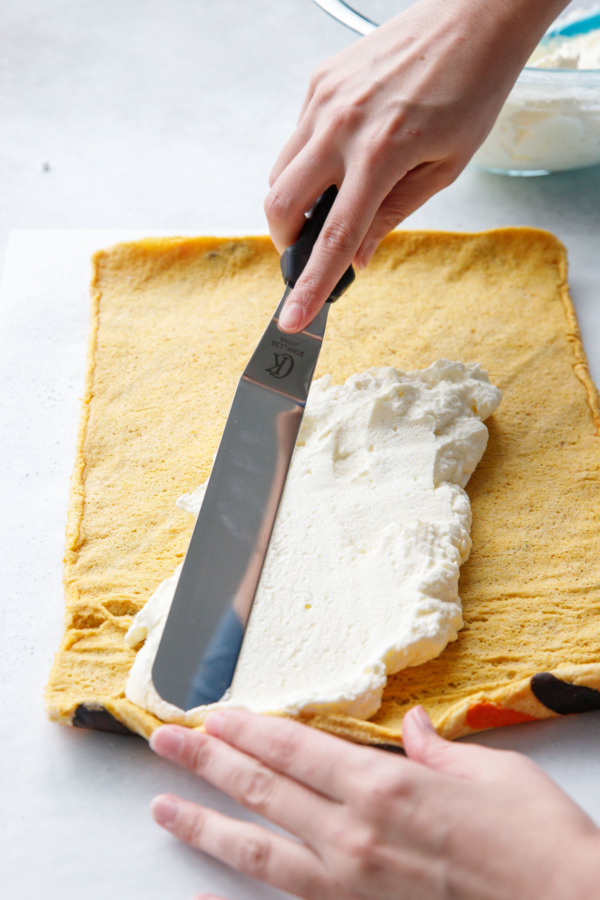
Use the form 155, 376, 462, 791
480, 0, 572, 65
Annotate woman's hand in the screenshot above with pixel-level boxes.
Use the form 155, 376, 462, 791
150, 706, 600, 899
269, 0, 570, 333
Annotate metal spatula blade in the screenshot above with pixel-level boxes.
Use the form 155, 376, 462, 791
151, 187, 354, 709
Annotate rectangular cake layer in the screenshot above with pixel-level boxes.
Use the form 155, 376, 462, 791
45, 229, 600, 744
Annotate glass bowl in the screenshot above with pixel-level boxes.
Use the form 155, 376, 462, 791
311, 1, 600, 176
471, 66, 600, 176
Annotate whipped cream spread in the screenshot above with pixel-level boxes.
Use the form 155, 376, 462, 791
473, 8, 600, 173
125, 360, 501, 724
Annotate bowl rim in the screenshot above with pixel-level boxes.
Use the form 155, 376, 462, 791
519, 65, 600, 81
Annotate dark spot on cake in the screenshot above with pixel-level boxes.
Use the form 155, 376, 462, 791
531, 673, 600, 715
379, 743, 406, 755
73, 704, 137, 736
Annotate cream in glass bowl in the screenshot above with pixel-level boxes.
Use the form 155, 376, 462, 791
472, 8, 600, 175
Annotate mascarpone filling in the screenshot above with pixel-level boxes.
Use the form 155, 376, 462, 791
125, 360, 501, 724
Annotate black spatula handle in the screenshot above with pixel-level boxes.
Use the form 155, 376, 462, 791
280, 186, 355, 302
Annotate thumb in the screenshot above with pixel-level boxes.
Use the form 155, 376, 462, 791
402, 706, 504, 782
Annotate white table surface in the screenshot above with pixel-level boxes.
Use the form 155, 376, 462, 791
2, 2, 600, 898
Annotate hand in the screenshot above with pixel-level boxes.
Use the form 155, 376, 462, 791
150, 707, 600, 899
268, 0, 570, 333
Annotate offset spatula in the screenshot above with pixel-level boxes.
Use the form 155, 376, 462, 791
152, 187, 354, 709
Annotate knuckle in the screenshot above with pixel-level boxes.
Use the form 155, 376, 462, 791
236, 833, 272, 878
320, 219, 356, 257
379, 103, 412, 144
307, 67, 323, 96
264, 727, 298, 768
310, 60, 330, 85
327, 102, 361, 133
353, 781, 390, 820
349, 761, 414, 821
364, 110, 422, 163
381, 193, 414, 225
264, 187, 291, 224
295, 270, 323, 302
349, 828, 378, 862
331, 821, 380, 875
379, 209, 408, 234
183, 808, 207, 848
440, 158, 465, 187
309, 62, 334, 97
238, 764, 275, 811
359, 138, 390, 173
384, 767, 414, 801
188, 736, 212, 774
312, 79, 338, 112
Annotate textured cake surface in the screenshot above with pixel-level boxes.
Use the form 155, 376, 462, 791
45, 229, 600, 744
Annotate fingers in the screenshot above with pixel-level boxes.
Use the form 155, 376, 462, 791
277, 166, 396, 333
151, 725, 332, 844
402, 706, 515, 782
203, 709, 384, 802
354, 160, 461, 268
270, 158, 457, 330
268, 58, 336, 189
265, 142, 337, 253
268, 119, 313, 190
151, 793, 324, 897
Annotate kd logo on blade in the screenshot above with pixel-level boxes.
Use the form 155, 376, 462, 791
266, 353, 295, 379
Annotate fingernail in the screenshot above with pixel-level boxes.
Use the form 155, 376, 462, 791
150, 726, 183, 760
204, 711, 226, 737
151, 794, 179, 828
411, 705, 435, 732
278, 301, 304, 332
